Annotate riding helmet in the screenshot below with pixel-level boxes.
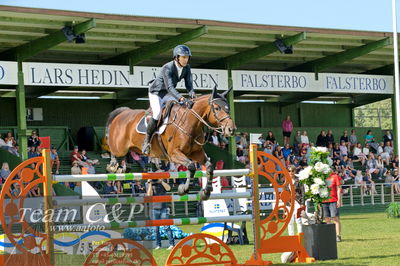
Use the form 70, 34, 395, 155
173, 45, 192, 58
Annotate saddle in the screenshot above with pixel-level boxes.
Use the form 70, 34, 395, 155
136, 100, 177, 134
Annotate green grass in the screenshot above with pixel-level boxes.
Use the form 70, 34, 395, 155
53, 205, 400, 265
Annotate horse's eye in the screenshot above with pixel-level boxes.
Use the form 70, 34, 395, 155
215, 106, 220, 111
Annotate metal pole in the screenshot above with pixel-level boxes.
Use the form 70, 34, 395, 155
392, 0, 400, 155
42, 149, 54, 265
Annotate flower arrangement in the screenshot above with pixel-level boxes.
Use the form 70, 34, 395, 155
296, 146, 332, 223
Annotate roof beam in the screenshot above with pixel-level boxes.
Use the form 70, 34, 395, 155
200, 32, 306, 69
105, 25, 208, 66
363, 64, 394, 75
0, 19, 96, 61
266, 92, 326, 105
336, 94, 391, 106
287, 37, 392, 73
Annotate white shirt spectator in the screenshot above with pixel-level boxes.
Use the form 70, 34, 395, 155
211, 135, 219, 146
300, 135, 309, 144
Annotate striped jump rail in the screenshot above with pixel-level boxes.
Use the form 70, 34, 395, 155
53, 169, 250, 182
53, 192, 252, 207
53, 215, 253, 231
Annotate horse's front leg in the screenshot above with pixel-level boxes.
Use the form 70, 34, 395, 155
170, 150, 196, 196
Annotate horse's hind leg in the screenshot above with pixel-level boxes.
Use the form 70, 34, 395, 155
177, 162, 196, 195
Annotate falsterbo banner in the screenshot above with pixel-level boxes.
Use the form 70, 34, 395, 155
232, 70, 393, 94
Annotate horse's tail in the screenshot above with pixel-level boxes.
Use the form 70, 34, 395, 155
105, 107, 130, 137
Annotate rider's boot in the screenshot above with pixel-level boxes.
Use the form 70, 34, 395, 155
142, 117, 158, 154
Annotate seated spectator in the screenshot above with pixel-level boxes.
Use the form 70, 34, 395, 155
349, 129, 358, 151
282, 144, 292, 165
117, 160, 127, 174
364, 130, 375, 145
380, 142, 393, 166
11, 183, 21, 197
50, 146, 60, 174
209, 131, 220, 146
339, 140, 348, 158
104, 181, 117, 194
300, 131, 309, 146
366, 153, 383, 180
299, 156, 308, 167
392, 155, 399, 170
340, 156, 356, 181
340, 130, 351, 151
28, 146, 38, 159
386, 170, 400, 194
220, 142, 228, 151
332, 143, 340, 159
326, 130, 334, 146
131, 180, 146, 195
29, 185, 41, 197
4, 132, 17, 148
274, 145, 285, 165
70, 160, 81, 191
81, 149, 99, 165
0, 133, 18, 156
375, 155, 387, 179
327, 143, 334, 158
0, 162, 10, 185
106, 157, 119, 173
71, 146, 83, 165
293, 130, 302, 155
266, 131, 277, 146
383, 130, 393, 147
316, 130, 328, 147
363, 173, 377, 195
354, 170, 368, 194
28, 130, 41, 148
239, 132, 249, 149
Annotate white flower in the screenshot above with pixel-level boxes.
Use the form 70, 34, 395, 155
304, 184, 309, 193
312, 146, 328, 153
310, 183, 320, 195
296, 166, 312, 181
313, 177, 325, 186
314, 162, 331, 174
319, 187, 329, 198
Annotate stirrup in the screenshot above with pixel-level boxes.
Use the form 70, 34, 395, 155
142, 141, 151, 154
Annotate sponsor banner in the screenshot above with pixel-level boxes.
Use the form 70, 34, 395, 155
232, 70, 393, 94
0, 61, 228, 90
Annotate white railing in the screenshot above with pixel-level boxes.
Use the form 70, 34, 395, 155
342, 183, 400, 206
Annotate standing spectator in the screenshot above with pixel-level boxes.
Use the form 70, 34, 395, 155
316, 130, 328, 147
322, 170, 343, 242
364, 130, 375, 144
383, 130, 394, 147
1, 162, 10, 185
50, 146, 60, 175
300, 131, 309, 146
349, 129, 358, 151
326, 130, 334, 147
340, 130, 350, 151
147, 179, 175, 250
282, 116, 293, 146
28, 131, 41, 148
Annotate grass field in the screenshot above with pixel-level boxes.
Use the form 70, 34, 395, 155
55, 205, 400, 265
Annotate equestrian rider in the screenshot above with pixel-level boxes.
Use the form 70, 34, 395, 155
142, 44, 196, 154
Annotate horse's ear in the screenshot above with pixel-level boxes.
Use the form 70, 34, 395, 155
221, 87, 233, 98
211, 85, 219, 99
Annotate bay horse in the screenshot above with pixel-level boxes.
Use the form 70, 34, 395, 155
106, 86, 236, 200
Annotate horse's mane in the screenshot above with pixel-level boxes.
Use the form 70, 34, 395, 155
106, 107, 130, 129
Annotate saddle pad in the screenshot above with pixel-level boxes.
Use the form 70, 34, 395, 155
136, 115, 168, 135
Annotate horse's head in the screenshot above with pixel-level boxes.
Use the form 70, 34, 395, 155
207, 86, 237, 137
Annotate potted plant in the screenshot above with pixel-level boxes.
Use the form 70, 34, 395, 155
296, 147, 338, 260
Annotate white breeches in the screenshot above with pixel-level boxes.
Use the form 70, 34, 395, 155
288, 201, 303, 236
148, 92, 177, 120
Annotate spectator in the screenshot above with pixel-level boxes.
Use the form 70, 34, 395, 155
104, 180, 117, 194
28, 130, 41, 148
282, 115, 293, 146
274, 145, 285, 166
70, 160, 81, 192
364, 130, 375, 145
29, 185, 41, 197
266, 131, 277, 146
340, 130, 350, 151
316, 130, 328, 147
354, 170, 368, 194
131, 180, 146, 195
282, 144, 292, 165
0, 133, 18, 156
385, 170, 400, 194
392, 155, 399, 170
332, 143, 340, 159
375, 155, 387, 179
327, 143, 334, 158
209, 131, 220, 146
364, 173, 377, 195
71, 146, 83, 165
28, 146, 38, 159
1, 162, 10, 185
322, 170, 343, 242
383, 130, 393, 147
4, 132, 17, 148
117, 160, 127, 174
293, 131, 302, 155
326, 130, 334, 146
81, 149, 99, 165
147, 179, 175, 250
50, 146, 60, 175
366, 153, 381, 179
339, 140, 348, 158
220, 142, 228, 151
239, 132, 249, 149
378, 142, 391, 166
263, 143, 273, 155
300, 131, 309, 146
11, 183, 21, 197
349, 129, 358, 151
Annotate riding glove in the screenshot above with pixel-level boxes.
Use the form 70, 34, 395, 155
188, 90, 196, 99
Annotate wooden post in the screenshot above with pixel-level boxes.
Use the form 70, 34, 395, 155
42, 149, 54, 265
381, 184, 385, 204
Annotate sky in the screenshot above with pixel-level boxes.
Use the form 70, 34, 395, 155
1, 0, 399, 32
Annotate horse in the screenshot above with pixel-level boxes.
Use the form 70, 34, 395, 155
106, 86, 236, 200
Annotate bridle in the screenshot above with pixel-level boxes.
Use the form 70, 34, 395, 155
170, 96, 231, 145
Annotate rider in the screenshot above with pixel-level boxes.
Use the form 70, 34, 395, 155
142, 44, 196, 154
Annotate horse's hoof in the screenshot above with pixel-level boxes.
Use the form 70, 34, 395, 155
177, 184, 188, 195
200, 189, 211, 201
